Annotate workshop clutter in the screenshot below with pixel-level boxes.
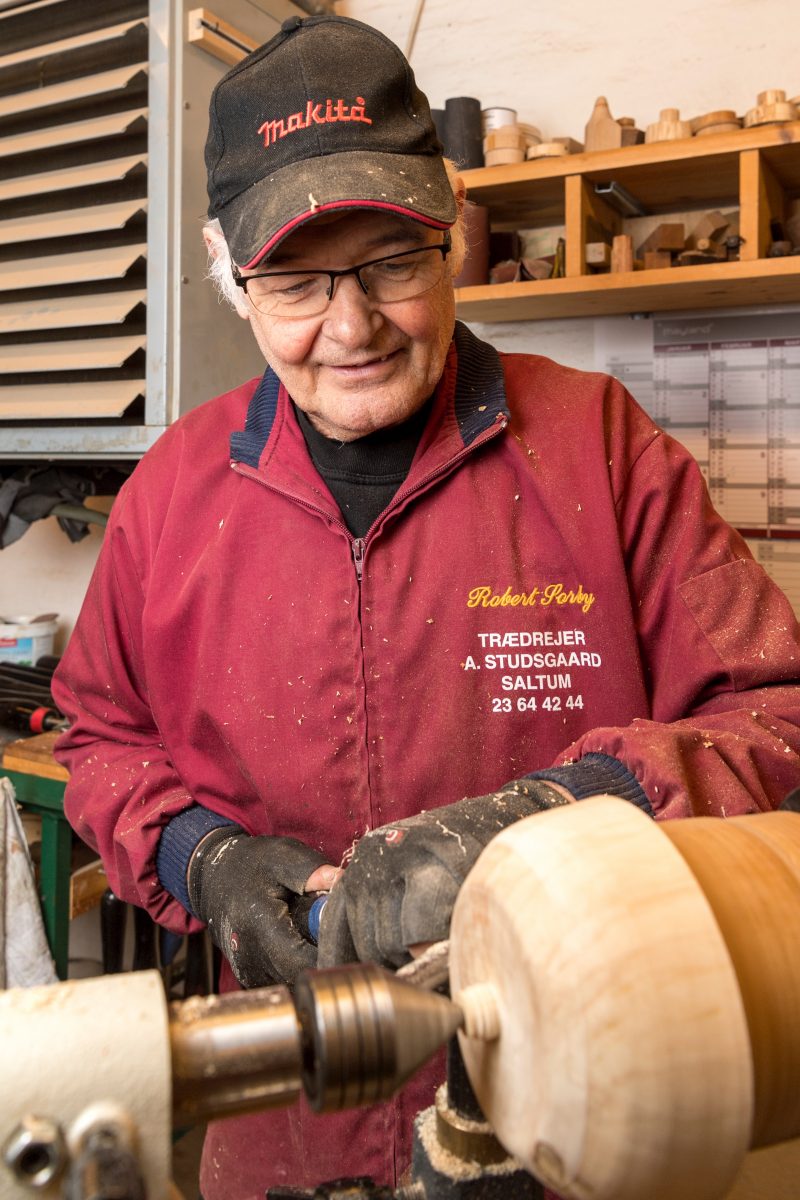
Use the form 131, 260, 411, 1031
448, 87, 800, 289
0, 614, 58, 666
0, 653, 65, 734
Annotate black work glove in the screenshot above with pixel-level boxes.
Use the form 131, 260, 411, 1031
316, 778, 570, 970
187, 826, 328, 988
780, 787, 800, 812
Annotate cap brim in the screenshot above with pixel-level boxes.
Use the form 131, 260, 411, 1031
217, 150, 458, 268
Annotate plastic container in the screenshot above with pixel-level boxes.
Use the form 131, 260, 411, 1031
0, 615, 58, 665
482, 106, 517, 132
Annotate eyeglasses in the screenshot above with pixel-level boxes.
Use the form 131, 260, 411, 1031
232, 234, 451, 318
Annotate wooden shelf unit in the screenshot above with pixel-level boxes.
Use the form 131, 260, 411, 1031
455, 121, 800, 322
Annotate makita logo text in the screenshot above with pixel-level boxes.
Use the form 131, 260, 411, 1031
258, 97, 372, 148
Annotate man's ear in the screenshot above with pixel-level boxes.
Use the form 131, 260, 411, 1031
453, 174, 467, 217
447, 175, 469, 278
203, 224, 250, 319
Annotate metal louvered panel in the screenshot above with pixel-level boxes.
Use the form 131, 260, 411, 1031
0, 1, 148, 431
0, 380, 146, 419
1, 335, 146, 373
0, 245, 147, 290
0, 107, 147, 159
0, 198, 147, 243
3, 18, 147, 68
0, 290, 146, 333
2, 154, 147, 201
0, 0, 297, 458
0, 63, 148, 119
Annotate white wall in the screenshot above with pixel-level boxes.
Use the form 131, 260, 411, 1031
344, 0, 797, 143
3, 0, 799, 643
0, 504, 110, 654
344, 0, 800, 359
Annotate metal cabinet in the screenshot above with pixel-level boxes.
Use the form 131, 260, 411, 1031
0, 0, 306, 459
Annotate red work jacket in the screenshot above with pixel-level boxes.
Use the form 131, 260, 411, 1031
53, 323, 800, 1197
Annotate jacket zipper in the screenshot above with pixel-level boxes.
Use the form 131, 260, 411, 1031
231, 412, 507, 582
384, 412, 508, 515
352, 537, 366, 581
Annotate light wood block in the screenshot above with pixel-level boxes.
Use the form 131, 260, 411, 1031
69, 858, 109, 919
2, 732, 69, 782
691, 209, 731, 245
585, 241, 611, 269
643, 249, 673, 269
637, 222, 686, 256
610, 233, 634, 273
553, 136, 584, 154
187, 7, 257, 67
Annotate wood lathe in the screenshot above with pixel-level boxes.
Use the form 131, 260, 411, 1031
1, 796, 799, 1200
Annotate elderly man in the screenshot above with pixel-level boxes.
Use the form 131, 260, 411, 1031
53, 13, 800, 1200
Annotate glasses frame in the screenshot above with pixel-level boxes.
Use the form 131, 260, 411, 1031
232, 232, 452, 314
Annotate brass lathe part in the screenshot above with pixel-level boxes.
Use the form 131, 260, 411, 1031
168, 963, 462, 1125
295, 962, 463, 1112
169, 985, 303, 1125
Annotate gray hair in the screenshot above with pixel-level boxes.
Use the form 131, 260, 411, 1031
204, 217, 247, 314
203, 158, 467, 313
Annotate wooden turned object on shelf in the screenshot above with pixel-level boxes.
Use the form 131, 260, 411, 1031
617, 116, 644, 145
584, 95, 624, 152
744, 90, 799, 128
691, 109, 742, 137
484, 125, 527, 166
450, 796, 800, 1200
517, 122, 543, 148
645, 107, 693, 142
526, 141, 569, 159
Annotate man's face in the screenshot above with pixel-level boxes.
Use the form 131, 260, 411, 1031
239, 211, 456, 442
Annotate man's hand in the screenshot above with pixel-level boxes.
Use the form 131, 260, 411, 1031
187, 827, 339, 988
316, 779, 571, 970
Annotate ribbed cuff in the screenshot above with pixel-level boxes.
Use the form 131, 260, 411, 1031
156, 806, 239, 914
526, 752, 653, 817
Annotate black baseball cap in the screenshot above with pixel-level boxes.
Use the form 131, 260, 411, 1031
205, 14, 457, 268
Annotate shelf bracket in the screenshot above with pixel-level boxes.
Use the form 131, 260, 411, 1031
593, 181, 647, 217
187, 8, 258, 67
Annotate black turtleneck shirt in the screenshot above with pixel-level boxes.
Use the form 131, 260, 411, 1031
294, 397, 433, 538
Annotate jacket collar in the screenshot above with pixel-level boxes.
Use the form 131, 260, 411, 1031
229, 321, 508, 469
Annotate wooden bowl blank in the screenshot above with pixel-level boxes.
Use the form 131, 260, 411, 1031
451, 796, 754, 1200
